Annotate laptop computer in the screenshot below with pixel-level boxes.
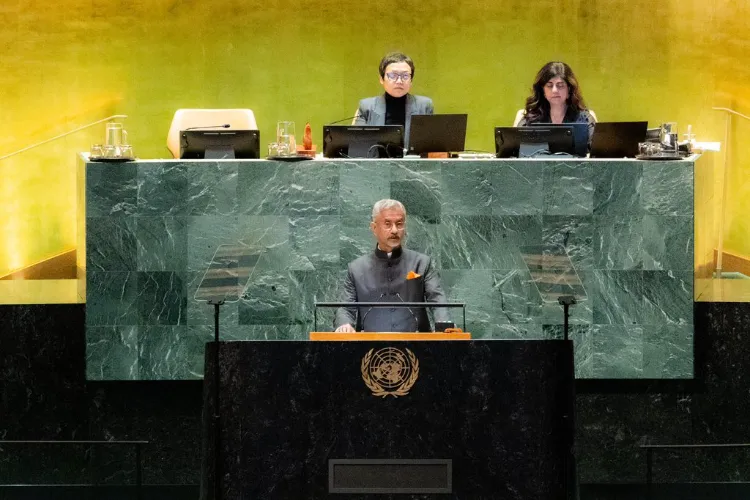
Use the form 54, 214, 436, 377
407, 114, 468, 155
590, 121, 648, 158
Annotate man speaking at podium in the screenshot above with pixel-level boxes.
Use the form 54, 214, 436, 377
334, 199, 449, 333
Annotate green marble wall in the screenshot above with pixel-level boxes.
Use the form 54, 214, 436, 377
80, 157, 694, 380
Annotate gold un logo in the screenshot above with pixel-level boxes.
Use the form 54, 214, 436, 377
361, 347, 419, 398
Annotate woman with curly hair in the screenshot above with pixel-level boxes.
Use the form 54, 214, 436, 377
514, 62, 596, 142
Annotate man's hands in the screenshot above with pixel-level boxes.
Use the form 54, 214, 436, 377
335, 323, 355, 333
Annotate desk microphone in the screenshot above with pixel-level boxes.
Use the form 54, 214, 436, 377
395, 292, 419, 332
326, 116, 359, 125
359, 292, 385, 330
183, 124, 231, 131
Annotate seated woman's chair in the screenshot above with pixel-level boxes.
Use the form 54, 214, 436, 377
167, 109, 257, 158
512, 109, 597, 126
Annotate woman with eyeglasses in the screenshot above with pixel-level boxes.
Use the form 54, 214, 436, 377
514, 62, 596, 142
353, 52, 434, 148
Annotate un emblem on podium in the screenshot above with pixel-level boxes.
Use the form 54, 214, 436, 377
361, 347, 419, 398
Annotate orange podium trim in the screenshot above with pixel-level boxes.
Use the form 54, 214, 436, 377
309, 332, 471, 341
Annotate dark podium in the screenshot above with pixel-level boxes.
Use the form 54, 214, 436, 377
201, 338, 575, 499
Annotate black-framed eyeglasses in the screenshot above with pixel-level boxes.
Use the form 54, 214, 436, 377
385, 72, 412, 82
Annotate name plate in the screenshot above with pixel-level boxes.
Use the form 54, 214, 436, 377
328, 459, 452, 494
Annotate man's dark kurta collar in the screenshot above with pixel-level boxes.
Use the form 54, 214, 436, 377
374, 245, 403, 261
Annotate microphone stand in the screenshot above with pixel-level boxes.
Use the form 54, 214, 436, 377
359, 293, 386, 331
557, 294, 577, 500
208, 299, 225, 500
395, 292, 419, 332
183, 124, 231, 131
326, 115, 359, 125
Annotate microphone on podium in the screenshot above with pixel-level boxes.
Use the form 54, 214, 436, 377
182, 124, 231, 131
395, 292, 419, 332
326, 116, 359, 125
359, 292, 386, 330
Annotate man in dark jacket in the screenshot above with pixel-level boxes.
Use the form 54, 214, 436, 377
334, 199, 449, 332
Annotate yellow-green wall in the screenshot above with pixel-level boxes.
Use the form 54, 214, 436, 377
1, 0, 749, 276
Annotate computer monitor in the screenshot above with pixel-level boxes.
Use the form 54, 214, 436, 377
407, 114, 468, 155
495, 125, 581, 158
591, 122, 648, 158
322, 125, 404, 158
590, 121, 648, 158
180, 130, 260, 159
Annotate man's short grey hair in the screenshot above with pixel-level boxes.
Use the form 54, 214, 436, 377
371, 199, 406, 220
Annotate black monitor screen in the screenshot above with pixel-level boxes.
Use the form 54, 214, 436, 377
407, 114, 468, 155
534, 122, 589, 157
322, 125, 404, 158
495, 125, 582, 158
180, 130, 260, 159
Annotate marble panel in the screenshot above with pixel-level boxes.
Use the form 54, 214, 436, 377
85, 162, 138, 216
136, 216, 188, 272
643, 324, 694, 378
491, 161, 544, 215
593, 216, 644, 270
592, 161, 643, 216
338, 160, 390, 225
440, 215, 494, 270
86, 216, 137, 271
138, 325, 207, 380
136, 272, 187, 326
642, 270, 693, 325
440, 162, 493, 215
641, 162, 694, 215
289, 215, 340, 268
491, 215, 544, 269
642, 215, 694, 271
186, 161, 238, 215
85, 271, 138, 326
441, 269, 497, 334
137, 162, 188, 215
543, 161, 593, 215
592, 325, 644, 378
288, 267, 342, 329
390, 160, 442, 223
238, 270, 291, 324
591, 270, 643, 325
237, 161, 291, 215
288, 162, 339, 216
86, 325, 139, 380
543, 215, 594, 270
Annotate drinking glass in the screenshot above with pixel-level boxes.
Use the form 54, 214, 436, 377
119, 145, 134, 159
660, 122, 678, 152
638, 142, 661, 156
90, 144, 104, 158
102, 145, 117, 158
276, 121, 296, 156
106, 122, 125, 147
